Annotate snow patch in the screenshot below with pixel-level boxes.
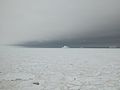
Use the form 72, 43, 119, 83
2, 73, 35, 81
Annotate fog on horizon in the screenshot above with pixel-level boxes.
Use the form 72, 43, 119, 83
0, 0, 120, 47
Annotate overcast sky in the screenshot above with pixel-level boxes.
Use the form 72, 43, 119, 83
0, 0, 120, 45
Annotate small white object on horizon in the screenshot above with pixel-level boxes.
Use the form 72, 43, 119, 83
62, 45, 70, 48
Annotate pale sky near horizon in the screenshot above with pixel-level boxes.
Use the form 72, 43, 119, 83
0, 0, 120, 44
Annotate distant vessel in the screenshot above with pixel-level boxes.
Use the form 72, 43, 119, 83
62, 46, 69, 48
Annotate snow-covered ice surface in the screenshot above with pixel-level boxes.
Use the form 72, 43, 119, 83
0, 46, 120, 90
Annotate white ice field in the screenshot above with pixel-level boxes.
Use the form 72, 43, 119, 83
0, 46, 120, 90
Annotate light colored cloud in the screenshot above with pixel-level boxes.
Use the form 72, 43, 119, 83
0, 0, 120, 44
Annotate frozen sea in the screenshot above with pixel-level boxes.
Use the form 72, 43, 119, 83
0, 46, 120, 90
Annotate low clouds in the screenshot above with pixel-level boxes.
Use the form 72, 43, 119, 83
0, 0, 120, 45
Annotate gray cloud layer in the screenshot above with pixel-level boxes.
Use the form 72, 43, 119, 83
0, 0, 120, 46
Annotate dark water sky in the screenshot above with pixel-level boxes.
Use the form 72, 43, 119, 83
0, 0, 120, 47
